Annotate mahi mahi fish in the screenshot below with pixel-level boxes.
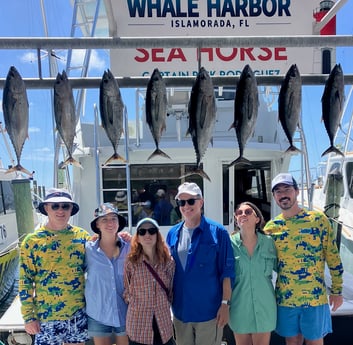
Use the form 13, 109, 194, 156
146, 68, 171, 160
183, 67, 216, 182
321, 63, 345, 157
99, 69, 125, 164
229, 64, 259, 167
2, 66, 31, 175
54, 71, 81, 168
278, 64, 302, 153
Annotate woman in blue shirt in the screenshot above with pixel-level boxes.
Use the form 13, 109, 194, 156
85, 203, 130, 345
229, 201, 277, 345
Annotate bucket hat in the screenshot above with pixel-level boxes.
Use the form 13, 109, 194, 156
38, 188, 79, 216
90, 202, 126, 233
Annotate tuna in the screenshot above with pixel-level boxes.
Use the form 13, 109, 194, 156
2, 66, 31, 175
278, 64, 302, 153
145, 68, 171, 160
53, 71, 81, 168
183, 67, 216, 182
321, 64, 345, 157
229, 64, 259, 166
99, 69, 125, 164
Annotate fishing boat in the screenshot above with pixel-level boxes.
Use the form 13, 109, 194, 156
1, 1, 353, 344
0, 167, 21, 309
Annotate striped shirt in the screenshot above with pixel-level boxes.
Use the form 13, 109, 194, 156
264, 209, 343, 307
123, 258, 175, 344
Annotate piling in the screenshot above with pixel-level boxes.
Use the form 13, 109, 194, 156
12, 179, 34, 243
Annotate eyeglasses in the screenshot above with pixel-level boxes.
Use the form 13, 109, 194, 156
137, 227, 158, 236
176, 198, 200, 207
50, 203, 72, 211
235, 208, 254, 217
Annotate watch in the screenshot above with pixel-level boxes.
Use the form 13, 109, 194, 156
221, 299, 231, 306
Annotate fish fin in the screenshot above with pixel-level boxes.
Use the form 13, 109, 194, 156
147, 149, 171, 161
103, 153, 126, 165
180, 168, 211, 182
228, 156, 252, 168
5, 164, 32, 176
228, 122, 235, 131
321, 146, 345, 157
285, 145, 301, 154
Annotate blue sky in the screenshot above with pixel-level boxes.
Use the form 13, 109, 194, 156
0, 0, 353, 188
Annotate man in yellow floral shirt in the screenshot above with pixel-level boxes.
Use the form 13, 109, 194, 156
19, 188, 90, 345
264, 173, 343, 345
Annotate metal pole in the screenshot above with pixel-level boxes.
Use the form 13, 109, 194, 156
12, 179, 35, 242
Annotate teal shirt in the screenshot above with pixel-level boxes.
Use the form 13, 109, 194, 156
229, 232, 277, 334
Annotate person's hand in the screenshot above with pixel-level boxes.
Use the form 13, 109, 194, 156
216, 304, 229, 328
119, 231, 132, 242
25, 320, 40, 335
90, 234, 99, 241
329, 294, 343, 311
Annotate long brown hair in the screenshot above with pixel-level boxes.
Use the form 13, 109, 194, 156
127, 230, 171, 264
234, 201, 265, 233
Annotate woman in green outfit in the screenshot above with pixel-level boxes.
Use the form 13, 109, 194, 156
229, 202, 277, 345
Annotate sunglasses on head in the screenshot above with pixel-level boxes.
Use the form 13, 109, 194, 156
235, 208, 254, 217
176, 198, 200, 207
137, 227, 158, 236
50, 203, 72, 211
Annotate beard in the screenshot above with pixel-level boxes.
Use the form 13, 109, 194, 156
277, 197, 295, 210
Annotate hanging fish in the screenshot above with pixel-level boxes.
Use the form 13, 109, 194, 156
2, 66, 31, 175
53, 71, 81, 168
99, 69, 125, 164
145, 68, 171, 160
182, 67, 216, 182
321, 64, 345, 157
229, 64, 259, 167
278, 64, 302, 153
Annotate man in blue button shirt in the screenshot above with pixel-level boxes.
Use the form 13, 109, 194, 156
166, 182, 235, 345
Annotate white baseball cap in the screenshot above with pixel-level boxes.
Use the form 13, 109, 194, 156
271, 173, 298, 192
175, 182, 203, 199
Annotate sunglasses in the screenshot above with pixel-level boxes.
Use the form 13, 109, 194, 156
50, 203, 72, 211
235, 208, 254, 217
176, 198, 200, 207
137, 227, 158, 236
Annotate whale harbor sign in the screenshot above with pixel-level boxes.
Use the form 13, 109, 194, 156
109, 0, 325, 76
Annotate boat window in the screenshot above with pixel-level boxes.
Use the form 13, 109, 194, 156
101, 163, 203, 226
0, 181, 15, 215
346, 162, 353, 198
225, 162, 272, 231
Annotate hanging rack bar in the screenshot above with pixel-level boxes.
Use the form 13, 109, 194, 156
0, 74, 352, 89
0, 35, 352, 49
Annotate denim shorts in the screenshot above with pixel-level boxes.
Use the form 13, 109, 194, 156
276, 304, 332, 340
87, 315, 126, 337
34, 308, 88, 345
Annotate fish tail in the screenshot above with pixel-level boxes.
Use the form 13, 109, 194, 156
147, 148, 171, 161
103, 153, 126, 165
228, 156, 252, 168
5, 164, 32, 176
321, 146, 345, 157
285, 145, 301, 154
180, 168, 211, 182
61, 157, 83, 169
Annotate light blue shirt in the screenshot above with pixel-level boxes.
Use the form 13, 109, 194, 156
85, 238, 129, 327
